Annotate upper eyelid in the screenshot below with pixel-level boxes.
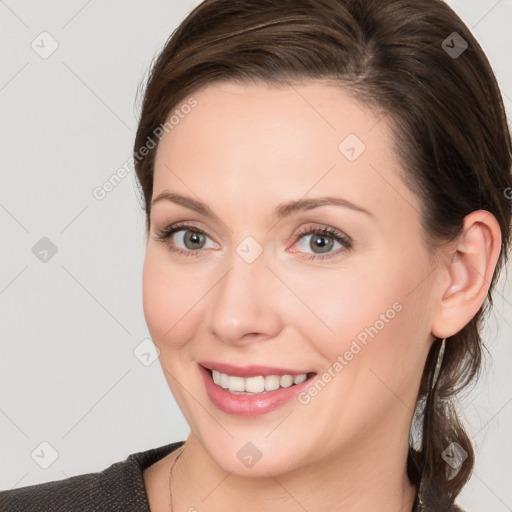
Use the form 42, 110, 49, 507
295, 224, 350, 239
153, 220, 208, 236
155, 221, 348, 237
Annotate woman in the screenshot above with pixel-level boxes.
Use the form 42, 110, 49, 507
1, 0, 510, 510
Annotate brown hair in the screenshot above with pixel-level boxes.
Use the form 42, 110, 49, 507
133, 0, 512, 509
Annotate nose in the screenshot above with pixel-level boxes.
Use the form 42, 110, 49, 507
205, 250, 282, 347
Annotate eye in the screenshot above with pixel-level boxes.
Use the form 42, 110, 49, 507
153, 222, 219, 256
154, 222, 352, 260
290, 225, 352, 260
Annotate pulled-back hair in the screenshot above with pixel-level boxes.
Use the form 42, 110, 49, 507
133, 1, 512, 509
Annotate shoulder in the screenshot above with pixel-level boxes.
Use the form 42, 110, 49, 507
0, 441, 185, 512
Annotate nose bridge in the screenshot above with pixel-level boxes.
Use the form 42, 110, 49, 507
206, 245, 281, 345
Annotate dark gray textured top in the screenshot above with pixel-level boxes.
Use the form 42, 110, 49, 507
0, 440, 185, 512
1, 440, 466, 511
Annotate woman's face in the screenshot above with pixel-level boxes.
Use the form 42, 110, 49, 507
143, 80, 440, 476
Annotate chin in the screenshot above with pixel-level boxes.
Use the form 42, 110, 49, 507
196, 429, 313, 479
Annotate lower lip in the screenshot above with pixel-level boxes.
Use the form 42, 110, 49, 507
198, 364, 315, 416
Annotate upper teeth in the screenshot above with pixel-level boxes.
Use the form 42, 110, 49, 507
212, 370, 307, 394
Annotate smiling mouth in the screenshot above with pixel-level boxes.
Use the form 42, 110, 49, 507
204, 367, 317, 395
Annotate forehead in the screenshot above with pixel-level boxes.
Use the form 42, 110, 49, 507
155, 80, 382, 169
152, 80, 418, 221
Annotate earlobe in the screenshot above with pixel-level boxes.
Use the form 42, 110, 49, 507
431, 210, 502, 339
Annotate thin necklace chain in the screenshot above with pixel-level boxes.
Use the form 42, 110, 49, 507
168, 445, 186, 511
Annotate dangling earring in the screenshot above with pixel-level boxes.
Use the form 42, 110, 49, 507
431, 337, 446, 390
416, 338, 447, 511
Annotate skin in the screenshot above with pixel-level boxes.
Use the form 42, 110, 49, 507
141, 81, 502, 511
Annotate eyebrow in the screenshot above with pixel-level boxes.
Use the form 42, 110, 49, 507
151, 191, 373, 220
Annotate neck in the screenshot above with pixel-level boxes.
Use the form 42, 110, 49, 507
169, 431, 418, 512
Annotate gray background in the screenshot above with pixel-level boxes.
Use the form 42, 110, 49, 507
0, 1, 511, 510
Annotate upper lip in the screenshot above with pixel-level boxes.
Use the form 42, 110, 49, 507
199, 361, 313, 377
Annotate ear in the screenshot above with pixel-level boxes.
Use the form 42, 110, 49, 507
431, 210, 502, 339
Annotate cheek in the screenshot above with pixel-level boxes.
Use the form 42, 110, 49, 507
279, 261, 397, 356
142, 249, 197, 349
290, 251, 431, 372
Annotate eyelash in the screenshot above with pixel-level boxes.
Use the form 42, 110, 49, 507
154, 222, 352, 261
